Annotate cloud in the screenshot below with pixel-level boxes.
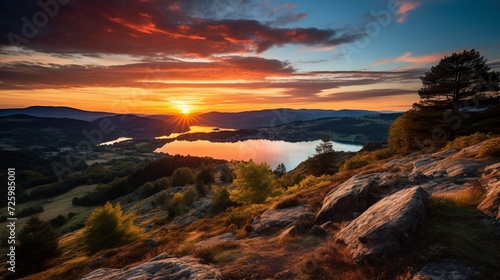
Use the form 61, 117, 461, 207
396, 1, 421, 23
375, 51, 444, 67
0, 0, 362, 57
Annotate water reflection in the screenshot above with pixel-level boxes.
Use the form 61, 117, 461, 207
155, 139, 362, 170
155, 126, 236, 139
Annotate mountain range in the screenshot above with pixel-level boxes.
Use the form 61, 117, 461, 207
0, 106, 387, 129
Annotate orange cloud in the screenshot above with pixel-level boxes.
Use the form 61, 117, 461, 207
396, 1, 420, 23
375, 51, 444, 67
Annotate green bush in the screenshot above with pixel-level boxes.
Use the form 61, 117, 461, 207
83, 202, 143, 254
166, 187, 199, 218
195, 165, 215, 185
210, 187, 233, 214
171, 167, 194, 187
341, 148, 394, 171
230, 160, 279, 204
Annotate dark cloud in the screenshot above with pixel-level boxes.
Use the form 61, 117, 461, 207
0, 56, 295, 89
0, 0, 364, 57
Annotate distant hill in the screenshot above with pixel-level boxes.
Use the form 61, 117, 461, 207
194, 108, 381, 129
91, 114, 189, 138
0, 114, 110, 151
0, 106, 385, 129
0, 106, 114, 121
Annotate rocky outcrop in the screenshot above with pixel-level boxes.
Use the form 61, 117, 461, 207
412, 259, 482, 280
79, 253, 221, 280
252, 205, 315, 235
315, 173, 377, 224
195, 233, 238, 250
336, 187, 429, 261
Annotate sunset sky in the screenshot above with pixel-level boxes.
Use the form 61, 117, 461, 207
1, 0, 499, 114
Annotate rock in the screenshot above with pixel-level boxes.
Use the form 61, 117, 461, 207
477, 181, 500, 218
315, 173, 377, 224
144, 238, 157, 247
195, 233, 238, 249
252, 205, 315, 235
336, 187, 429, 262
310, 225, 328, 237
412, 259, 481, 280
79, 254, 221, 280
279, 222, 306, 240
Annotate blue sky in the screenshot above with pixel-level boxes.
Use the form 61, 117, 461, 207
0, 0, 499, 113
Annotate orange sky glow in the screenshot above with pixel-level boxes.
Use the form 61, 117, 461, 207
1, 0, 498, 115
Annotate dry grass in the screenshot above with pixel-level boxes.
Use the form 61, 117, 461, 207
444, 132, 492, 150
192, 242, 240, 263
431, 185, 485, 207
478, 137, 500, 157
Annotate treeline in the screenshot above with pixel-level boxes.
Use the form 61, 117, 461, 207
72, 155, 225, 206
27, 158, 142, 201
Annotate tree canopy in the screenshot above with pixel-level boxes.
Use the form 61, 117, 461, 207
230, 160, 279, 204
83, 202, 143, 254
18, 216, 59, 272
418, 49, 499, 113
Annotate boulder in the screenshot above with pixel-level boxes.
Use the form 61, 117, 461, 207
252, 205, 314, 235
79, 253, 221, 280
309, 225, 329, 237
412, 259, 482, 280
315, 173, 377, 224
477, 181, 500, 218
278, 222, 306, 240
195, 233, 238, 250
336, 187, 429, 261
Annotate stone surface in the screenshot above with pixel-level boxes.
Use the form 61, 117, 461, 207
195, 233, 238, 249
252, 205, 314, 235
79, 254, 221, 280
477, 181, 500, 218
412, 259, 481, 280
315, 173, 378, 224
278, 222, 306, 240
309, 225, 329, 237
336, 187, 429, 261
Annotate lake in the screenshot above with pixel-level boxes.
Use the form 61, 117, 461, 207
155, 139, 362, 170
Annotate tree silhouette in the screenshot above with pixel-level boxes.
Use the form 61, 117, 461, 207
315, 138, 334, 155
418, 49, 499, 114
273, 163, 287, 177
18, 216, 59, 272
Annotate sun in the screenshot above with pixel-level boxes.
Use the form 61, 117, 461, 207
174, 101, 191, 115
181, 106, 190, 115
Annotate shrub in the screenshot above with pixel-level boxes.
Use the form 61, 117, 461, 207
230, 160, 279, 204
341, 148, 394, 171
18, 205, 44, 218
275, 172, 305, 189
210, 187, 233, 214
444, 132, 491, 150
271, 194, 302, 209
83, 202, 143, 254
17, 216, 59, 273
166, 187, 199, 217
49, 214, 67, 228
478, 137, 500, 157
193, 242, 239, 263
195, 165, 215, 185
171, 167, 194, 186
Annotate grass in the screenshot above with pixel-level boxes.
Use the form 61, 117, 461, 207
193, 242, 240, 264
0, 184, 97, 231
409, 194, 500, 279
